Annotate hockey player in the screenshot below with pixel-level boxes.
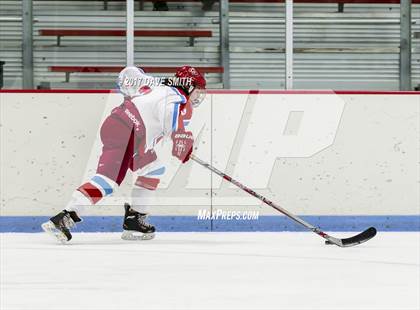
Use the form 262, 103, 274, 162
42, 65, 206, 243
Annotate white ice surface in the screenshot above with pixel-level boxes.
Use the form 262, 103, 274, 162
1, 232, 419, 310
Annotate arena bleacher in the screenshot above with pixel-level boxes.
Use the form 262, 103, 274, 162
38, 29, 213, 46
0, 0, 419, 90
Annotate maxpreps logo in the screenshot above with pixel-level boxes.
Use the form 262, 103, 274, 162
197, 209, 259, 220
85, 92, 347, 206
176, 92, 346, 191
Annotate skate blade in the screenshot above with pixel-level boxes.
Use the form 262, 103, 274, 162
121, 230, 155, 241
41, 221, 69, 244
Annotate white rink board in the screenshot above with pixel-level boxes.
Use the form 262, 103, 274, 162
1, 232, 419, 310
0, 91, 419, 216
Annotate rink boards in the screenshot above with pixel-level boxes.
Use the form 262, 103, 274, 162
0, 90, 419, 231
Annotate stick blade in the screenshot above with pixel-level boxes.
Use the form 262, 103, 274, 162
341, 227, 377, 247
325, 227, 377, 247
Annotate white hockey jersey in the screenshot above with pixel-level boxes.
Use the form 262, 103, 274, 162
131, 85, 189, 151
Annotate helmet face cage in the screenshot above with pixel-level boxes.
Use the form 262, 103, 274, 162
189, 87, 206, 108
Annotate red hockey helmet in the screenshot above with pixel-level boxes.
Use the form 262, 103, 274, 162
175, 66, 207, 107
175, 66, 206, 89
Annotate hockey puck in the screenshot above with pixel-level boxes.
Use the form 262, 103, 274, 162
325, 240, 334, 245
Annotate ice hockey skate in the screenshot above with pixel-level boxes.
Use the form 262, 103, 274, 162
121, 203, 156, 241
41, 210, 82, 243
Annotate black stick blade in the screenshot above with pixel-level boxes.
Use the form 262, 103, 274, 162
340, 227, 377, 247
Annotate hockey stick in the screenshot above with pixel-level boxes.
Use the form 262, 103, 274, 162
190, 154, 377, 247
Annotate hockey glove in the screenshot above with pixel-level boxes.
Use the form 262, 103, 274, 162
171, 130, 193, 163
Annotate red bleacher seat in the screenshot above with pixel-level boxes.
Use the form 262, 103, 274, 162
49, 66, 224, 82
39, 29, 212, 46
